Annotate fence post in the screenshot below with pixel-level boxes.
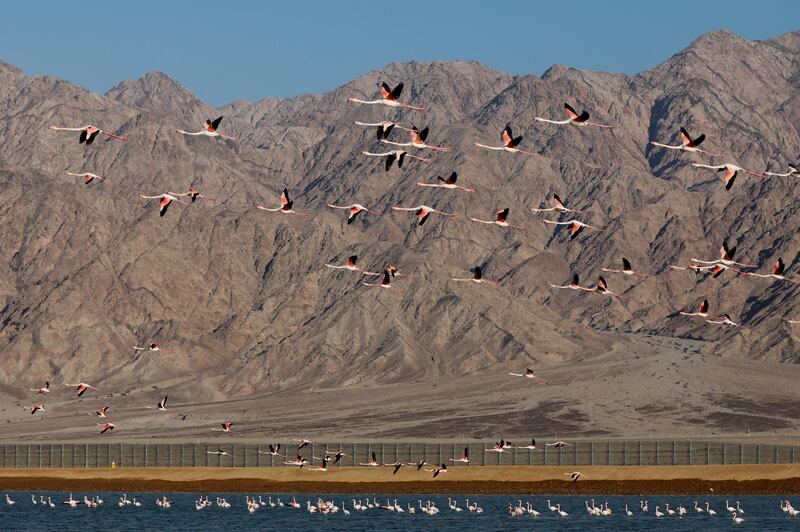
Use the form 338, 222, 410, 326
707, 442, 710, 465
723, 443, 726, 465
672, 440, 676, 465
758, 444, 761, 465
638, 440, 642, 466
590, 442, 594, 466
656, 441, 659, 465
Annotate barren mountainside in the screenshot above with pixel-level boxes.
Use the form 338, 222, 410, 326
1, 29, 799, 414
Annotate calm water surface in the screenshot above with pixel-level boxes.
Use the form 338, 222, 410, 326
0, 492, 796, 531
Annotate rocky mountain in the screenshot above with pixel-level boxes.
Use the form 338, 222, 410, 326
0, 30, 799, 428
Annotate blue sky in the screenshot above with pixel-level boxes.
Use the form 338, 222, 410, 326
3, 1, 799, 106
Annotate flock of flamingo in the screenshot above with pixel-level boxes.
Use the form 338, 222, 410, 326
31, 76, 799, 443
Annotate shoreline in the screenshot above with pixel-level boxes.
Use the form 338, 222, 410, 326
0, 465, 798, 495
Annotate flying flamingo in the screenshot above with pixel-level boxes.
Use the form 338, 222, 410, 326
601, 257, 650, 278
49, 124, 128, 144
362, 270, 397, 290
31, 404, 47, 415
432, 464, 448, 478
691, 242, 756, 269
297, 439, 312, 450
132, 341, 170, 354
549, 274, 594, 292
468, 208, 526, 231
309, 457, 329, 472
765, 162, 799, 178
392, 204, 455, 226
362, 149, 430, 171
347, 82, 424, 110
417, 171, 475, 192
325, 255, 380, 275
706, 314, 740, 327
325, 450, 350, 464
734, 258, 800, 284
530, 193, 582, 214
534, 103, 614, 128
381, 126, 452, 151
546, 441, 574, 448
65, 171, 105, 184
256, 188, 308, 216
327, 203, 382, 224
567, 471, 584, 483
30, 381, 50, 394
514, 438, 542, 451
650, 127, 720, 157
146, 396, 168, 411
284, 455, 309, 468
139, 193, 190, 217
593, 275, 626, 298
542, 219, 605, 239
691, 162, 766, 190
450, 266, 501, 285
65, 382, 98, 397
167, 187, 216, 203
359, 452, 380, 466
176, 116, 237, 140
508, 368, 545, 383
353, 120, 413, 140
91, 406, 109, 418
258, 444, 284, 457
211, 422, 233, 433
474, 124, 538, 155
680, 299, 714, 318
207, 448, 230, 456
450, 447, 470, 463
97, 422, 116, 434
484, 440, 510, 454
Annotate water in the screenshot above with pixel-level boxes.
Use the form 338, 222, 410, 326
0, 492, 796, 531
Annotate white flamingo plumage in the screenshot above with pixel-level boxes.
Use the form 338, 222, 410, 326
392, 204, 455, 226
691, 162, 766, 190
451, 266, 501, 285
257, 188, 308, 216
139, 193, 190, 217
542, 219, 605, 239
508, 368, 545, 383
530, 193, 582, 214
362, 270, 398, 290
353, 120, 413, 140
49, 125, 128, 144
327, 203, 382, 224
381, 125, 452, 151
347, 81, 424, 110
534, 103, 613, 128
468, 208, 526, 231
650, 127, 720, 157
417, 171, 475, 192
176, 116, 237, 140
362, 149, 431, 171
601, 257, 649, 278
474, 124, 538, 155
733, 257, 800, 284
325, 255, 380, 276
167, 188, 216, 203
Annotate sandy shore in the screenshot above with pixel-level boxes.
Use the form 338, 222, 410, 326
0, 465, 798, 495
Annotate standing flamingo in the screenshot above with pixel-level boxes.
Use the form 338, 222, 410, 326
49, 124, 128, 144
468, 208, 526, 231
474, 124, 538, 155
347, 82, 424, 110
417, 171, 475, 192
534, 103, 613, 128
650, 127, 720, 157
176, 116, 237, 140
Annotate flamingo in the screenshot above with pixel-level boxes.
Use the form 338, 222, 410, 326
284, 455, 308, 468
665, 503, 675, 516
680, 299, 713, 318
691, 242, 756, 269
468, 208, 526, 231
650, 127, 720, 157
327, 203, 382, 224
325, 255, 380, 276
381, 126, 452, 151
691, 162, 766, 190
347, 81, 424, 110
432, 464, 448, 478
256, 188, 308, 216
91, 406, 109, 418
474, 124, 538, 155
325, 450, 350, 463
132, 341, 170, 354
353, 120, 413, 140
5, 495, 14, 505
530, 193, 582, 214
257, 444, 284, 457
601, 257, 650, 278
362, 270, 397, 289
30, 381, 50, 394
557, 504, 568, 517
765, 162, 799, 178
31, 403, 47, 415
362, 149, 431, 171
417, 171, 475, 192
392, 204, 455, 226
732, 511, 744, 524
547, 440, 574, 448
515, 438, 542, 450
734, 257, 800, 284
450, 266, 501, 285
297, 439, 312, 450
694, 501, 704, 513
176, 116, 237, 140
97, 422, 116, 434
146, 396, 168, 411
508, 369, 546, 383
567, 471, 584, 483
359, 451, 381, 466
450, 447, 470, 463
49, 124, 128, 144
409, 457, 427, 470
65, 382, 98, 397
387, 461, 403, 474
139, 194, 190, 217
484, 440, 510, 453
550, 273, 594, 292
207, 448, 229, 456
211, 422, 234, 433
705, 502, 717, 515
654, 505, 664, 517
309, 457, 329, 471
626, 504, 634, 516
534, 103, 614, 128
706, 314, 740, 327
593, 275, 626, 298
65, 171, 105, 184
542, 219, 605, 239
167, 187, 216, 203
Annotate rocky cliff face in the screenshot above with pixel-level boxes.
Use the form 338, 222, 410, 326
0, 30, 799, 404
